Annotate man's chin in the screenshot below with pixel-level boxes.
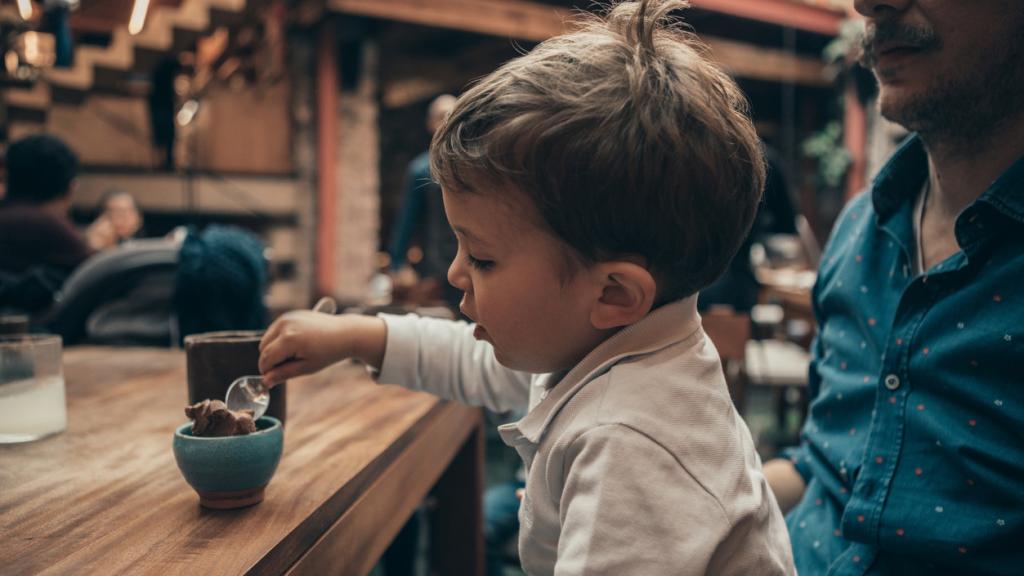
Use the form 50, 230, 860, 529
876, 86, 933, 132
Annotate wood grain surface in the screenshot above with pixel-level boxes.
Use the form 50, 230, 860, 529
0, 347, 483, 575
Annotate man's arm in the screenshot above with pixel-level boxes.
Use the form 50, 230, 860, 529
763, 459, 806, 514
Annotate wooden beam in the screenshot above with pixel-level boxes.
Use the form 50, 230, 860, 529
329, 0, 570, 42
703, 36, 828, 86
690, 0, 846, 36
334, 0, 828, 86
330, 0, 847, 39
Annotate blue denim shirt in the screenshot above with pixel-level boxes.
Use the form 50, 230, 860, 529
784, 137, 1024, 575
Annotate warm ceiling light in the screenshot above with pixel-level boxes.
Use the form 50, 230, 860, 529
128, 0, 151, 35
16, 0, 32, 20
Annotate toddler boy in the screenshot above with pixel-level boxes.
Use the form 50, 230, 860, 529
260, 1, 794, 573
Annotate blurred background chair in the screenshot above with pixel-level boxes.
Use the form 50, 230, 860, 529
43, 238, 179, 345
39, 225, 269, 347
701, 307, 752, 413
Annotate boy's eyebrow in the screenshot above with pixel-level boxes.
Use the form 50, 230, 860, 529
453, 225, 491, 247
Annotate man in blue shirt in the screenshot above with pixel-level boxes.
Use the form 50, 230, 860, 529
763, 1, 1024, 574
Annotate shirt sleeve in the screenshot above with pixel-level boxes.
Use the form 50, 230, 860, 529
555, 424, 791, 576
377, 313, 531, 413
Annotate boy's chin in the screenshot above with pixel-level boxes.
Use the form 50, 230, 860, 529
493, 348, 573, 375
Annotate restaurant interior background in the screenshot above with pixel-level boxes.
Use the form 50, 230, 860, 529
1, 0, 912, 574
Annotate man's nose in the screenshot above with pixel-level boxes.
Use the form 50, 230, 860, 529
854, 0, 912, 18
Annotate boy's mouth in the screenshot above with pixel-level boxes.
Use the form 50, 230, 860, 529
473, 325, 490, 342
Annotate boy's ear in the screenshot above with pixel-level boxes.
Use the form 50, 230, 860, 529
589, 261, 657, 330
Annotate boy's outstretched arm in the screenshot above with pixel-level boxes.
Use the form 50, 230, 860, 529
258, 311, 386, 386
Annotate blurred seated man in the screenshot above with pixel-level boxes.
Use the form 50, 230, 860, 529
0, 134, 95, 312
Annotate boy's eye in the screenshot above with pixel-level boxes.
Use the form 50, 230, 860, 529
466, 254, 495, 271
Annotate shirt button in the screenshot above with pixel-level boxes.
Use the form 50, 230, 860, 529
884, 374, 901, 391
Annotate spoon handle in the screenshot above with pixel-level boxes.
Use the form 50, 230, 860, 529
312, 297, 337, 315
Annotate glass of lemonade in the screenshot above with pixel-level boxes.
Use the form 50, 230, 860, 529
0, 334, 67, 443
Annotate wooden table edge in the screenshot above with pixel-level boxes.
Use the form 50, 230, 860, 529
245, 400, 484, 575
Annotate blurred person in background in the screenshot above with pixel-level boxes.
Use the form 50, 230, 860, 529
87, 190, 145, 251
387, 94, 460, 310
0, 133, 100, 313
377, 94, 459, 576
764, 1, 1024, 574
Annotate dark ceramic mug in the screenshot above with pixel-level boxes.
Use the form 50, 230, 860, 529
184, 331, 286, 423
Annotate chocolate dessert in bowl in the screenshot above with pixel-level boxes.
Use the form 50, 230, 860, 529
173, 399, 283, 509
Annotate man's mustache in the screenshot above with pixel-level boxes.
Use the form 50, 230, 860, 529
859, 22, 941, 69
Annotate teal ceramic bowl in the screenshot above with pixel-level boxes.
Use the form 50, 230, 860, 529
173, 416, 283, 509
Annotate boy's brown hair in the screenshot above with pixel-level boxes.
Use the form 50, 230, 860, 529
431, 0, 765, 303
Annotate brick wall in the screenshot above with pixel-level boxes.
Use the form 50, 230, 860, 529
331, 41, 381, 304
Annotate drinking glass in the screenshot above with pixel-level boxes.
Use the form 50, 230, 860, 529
0, 334, 67, 443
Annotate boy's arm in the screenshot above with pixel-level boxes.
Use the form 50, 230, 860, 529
259, 312, 387, 384
555, 425, 793, 575
378, 313, 531, 414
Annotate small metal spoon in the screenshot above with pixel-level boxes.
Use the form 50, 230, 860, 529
224, 297, 337, 419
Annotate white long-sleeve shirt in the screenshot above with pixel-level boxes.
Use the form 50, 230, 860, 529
378, 297, 794, 575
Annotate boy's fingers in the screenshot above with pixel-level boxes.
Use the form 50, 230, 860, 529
263, 360, 310, 387
258, 339, 291, 375
260, 321, 284, 353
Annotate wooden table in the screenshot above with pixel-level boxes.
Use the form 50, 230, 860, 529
0, 347, 485, 575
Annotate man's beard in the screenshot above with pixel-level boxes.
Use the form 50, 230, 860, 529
863, 21, 1024, 152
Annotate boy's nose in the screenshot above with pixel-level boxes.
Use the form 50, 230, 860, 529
447, 255, 471, 293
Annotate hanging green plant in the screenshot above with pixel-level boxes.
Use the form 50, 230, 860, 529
802, 120, 851, 190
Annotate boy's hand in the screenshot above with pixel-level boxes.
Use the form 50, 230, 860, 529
258, 312, 387, 387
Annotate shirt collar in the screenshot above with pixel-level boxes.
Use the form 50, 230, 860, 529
979, 153, 1024, 226
871, 135, 929, 222
871, 134, 1024, 227
512, 295, 702, 444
